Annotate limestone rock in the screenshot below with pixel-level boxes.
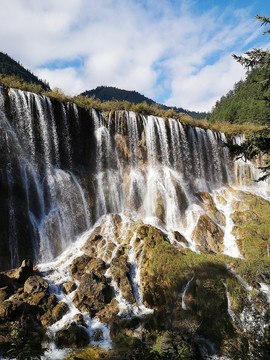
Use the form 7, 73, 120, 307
84, 258, 106, 278
0, 300, 30, 324
192, 214, 224, 254
93, 328, 103, 341
8, 259, 33, 283
73, 273, 113, 316
172, 231, 188, 246
73, 313, 87, 327
231, 210, 258, 226
96, 298, 119, 323
52, 302, 69, 322
110, 256, 135, 304
196, 192, 226, 227
24, 275, 49, 295
62, 281, 77, 294
40, 299, 68, 328
56, 323, 90, 348
82, 233, 106, 258
69, 254, 92, 281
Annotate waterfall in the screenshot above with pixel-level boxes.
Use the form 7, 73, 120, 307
0, 85, 269, 269
182, 275, 194, 310
0, 87, 91, 269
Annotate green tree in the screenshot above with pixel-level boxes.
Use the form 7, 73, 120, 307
229, 15, 270, 180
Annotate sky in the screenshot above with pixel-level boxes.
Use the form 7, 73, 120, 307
1, 0, 270, 112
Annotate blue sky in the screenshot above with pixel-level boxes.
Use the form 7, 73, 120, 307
1, 0, 270, 111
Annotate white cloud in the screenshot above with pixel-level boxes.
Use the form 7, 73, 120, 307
0, 0, 267, 111
166, 56, 246, 112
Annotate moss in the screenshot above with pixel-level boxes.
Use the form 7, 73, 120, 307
66, 346, 112, 359
230, 192, 270, 262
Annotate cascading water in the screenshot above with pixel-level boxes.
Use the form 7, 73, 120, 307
0, 87, 91, 269
1, 86, 270, 359
1, 86, 269, 270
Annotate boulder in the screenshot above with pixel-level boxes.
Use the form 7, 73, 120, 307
192, 214, 224, 254
73, 273, 113, 316
52, 302, 69, 322
84, 258, 106, 278
96, 298, 119, 323
69, 254, 92, 281
56, 323, 90, 348
62, 281, 77, 294
82, 230, 106, 258
24, 275, 49, 294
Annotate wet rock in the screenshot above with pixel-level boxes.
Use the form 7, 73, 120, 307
196, 192, 226, 227
73, 273, 113, 316
69, 254, 92, 281
82, 233, 106, 258
56, 323, 90, 348
192, 214, 224, 254
73, 313, 87, 327
104, 241, 117, 262
110, 256, 135, 304
172, 231, 188, 246
24, 275, 48, 295
8, 259, 33, 283
93, 328, 103, 341
155, 190, 165, 223
40, 300, 68, 328
62, 281, 77, 294
39, 294, 59, 327
84, 258, 106, 278
96, 298, 119, 323
52, 302, 69, 322
27, 291, 47, 306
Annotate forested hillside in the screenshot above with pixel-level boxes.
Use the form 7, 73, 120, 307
0, 52, 50, 91
209, 67, 270, 124
81, 86, 207, 119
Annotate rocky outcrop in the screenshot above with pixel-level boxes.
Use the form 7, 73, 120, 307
24, 275, 49, 294
229, 191, 270, 260
196, 192, 226, 226
192, 214, 224, 253
62, 281, 77, 294
0, 260, 70, 357
110, 256, 135, 304
56, 323, 90, 348
72, 273, 114, 316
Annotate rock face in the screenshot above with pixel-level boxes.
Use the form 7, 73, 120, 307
192, 214, 224, 253
196, 192, 226, 227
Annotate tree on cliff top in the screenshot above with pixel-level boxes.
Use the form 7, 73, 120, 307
229, 15, 270, 180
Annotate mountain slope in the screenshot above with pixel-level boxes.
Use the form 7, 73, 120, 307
81, 86, 207, 119
81, 86, 155, 105
0, 52, 50, 91
209, 67, 270, 124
